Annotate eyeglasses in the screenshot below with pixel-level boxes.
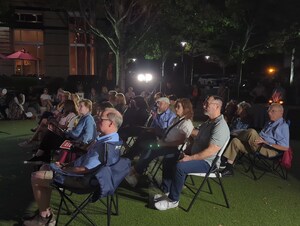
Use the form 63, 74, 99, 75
97, 117, 111, 122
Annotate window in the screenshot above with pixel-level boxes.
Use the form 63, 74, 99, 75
15, 13, 43, 23
69, 17, 95, 75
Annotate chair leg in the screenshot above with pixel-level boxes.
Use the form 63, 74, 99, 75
186, 177, 209, 212
64, 193, 96, 226
107, 196, 112, 226
217, 176, 230, 208
151, 160, 162, 182
112, 193, 119, 215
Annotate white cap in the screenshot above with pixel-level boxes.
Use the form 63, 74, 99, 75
157, 97, 170, 104
1, 88, 7, 95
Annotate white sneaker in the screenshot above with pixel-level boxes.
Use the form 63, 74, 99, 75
125, 173, 138, 187
153, 192, 170, 202
154, 199, 179, 211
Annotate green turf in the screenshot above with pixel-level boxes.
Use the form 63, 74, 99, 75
0, 120, 300, 226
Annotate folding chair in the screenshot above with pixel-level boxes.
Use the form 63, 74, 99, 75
245, 147, 290, 180
184, 138, 230, 212
52, 141, 131, 226
245, 120, 291, 180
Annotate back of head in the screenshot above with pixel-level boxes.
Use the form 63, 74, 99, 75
134, 96, 148, 110
105, 108, 123, 129
64, 99, 77, 115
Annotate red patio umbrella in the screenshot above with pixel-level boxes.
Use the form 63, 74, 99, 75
6, 50, 37, 61
6, 49, 38, 75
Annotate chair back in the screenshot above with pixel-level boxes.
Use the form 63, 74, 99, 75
209, 137, 230, 170
93, 141, 131, 198
144, 114, 153, 127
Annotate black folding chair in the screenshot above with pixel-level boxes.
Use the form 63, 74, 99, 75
245, 147, 289, 180
184, 138, 230, 212
52, 141, 130, 226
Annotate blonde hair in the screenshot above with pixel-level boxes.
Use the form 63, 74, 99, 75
116, 93, 127, 105
79, 99, 93, 112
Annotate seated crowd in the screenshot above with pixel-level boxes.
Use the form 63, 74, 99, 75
14, 84, 290, 225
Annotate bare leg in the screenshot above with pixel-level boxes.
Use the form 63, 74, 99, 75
31, 170, 53, 217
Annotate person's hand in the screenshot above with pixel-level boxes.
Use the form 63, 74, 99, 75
254, 137, 266, 145
54, 162, 63, 168
179, 154, 193, 162
48, 123, 54, 132
151, 110, 157, 118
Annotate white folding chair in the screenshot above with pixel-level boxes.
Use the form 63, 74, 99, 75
185, 138, 230, 212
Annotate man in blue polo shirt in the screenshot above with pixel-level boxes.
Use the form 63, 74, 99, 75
23, 108, 123, 226
221, 103, 289, 176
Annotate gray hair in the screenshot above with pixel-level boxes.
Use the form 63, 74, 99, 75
105, 108, 123, 129
270, 103, 284, 112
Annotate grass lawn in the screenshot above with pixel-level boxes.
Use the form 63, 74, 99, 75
0, 120, 300, 226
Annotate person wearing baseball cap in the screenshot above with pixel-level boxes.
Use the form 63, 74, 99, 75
123, 96, 176, 160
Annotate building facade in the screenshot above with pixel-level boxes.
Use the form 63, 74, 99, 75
0, 0, 96, 79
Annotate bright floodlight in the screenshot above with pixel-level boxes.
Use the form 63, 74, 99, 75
205, 55, 210, 60
132, 58, 137, 62
181, 41, 187, 47
137, 74, 145, 82
137, 73, 153, 83
174, 63, 177, 67
145, 73, 153, 82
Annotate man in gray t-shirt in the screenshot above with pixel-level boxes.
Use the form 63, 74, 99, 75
155, 95, 230, 211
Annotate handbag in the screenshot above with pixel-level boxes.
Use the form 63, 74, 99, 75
280, 147, 293, 169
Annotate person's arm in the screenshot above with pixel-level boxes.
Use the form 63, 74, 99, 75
254, 137, 289, 151
157, 133, 186, 147
54, 162, 88, 174
180, 143, 221, 162
81, 117, 96, 144
65, 117, 85, 139
63, 166, 89, 174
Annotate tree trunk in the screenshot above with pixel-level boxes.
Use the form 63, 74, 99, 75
237, 60, 243, 99
115, 51, 126, 91
190, 56, 194, 86
290, 47, 295, 85
160, 58, 166, 92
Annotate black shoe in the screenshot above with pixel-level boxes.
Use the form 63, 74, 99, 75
24, 155, 50, 165
31, 128, 37, 132
219, 161, 227, 169
221, 168, 234, 177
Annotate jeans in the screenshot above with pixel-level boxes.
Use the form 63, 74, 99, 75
165, 159, 210, 202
